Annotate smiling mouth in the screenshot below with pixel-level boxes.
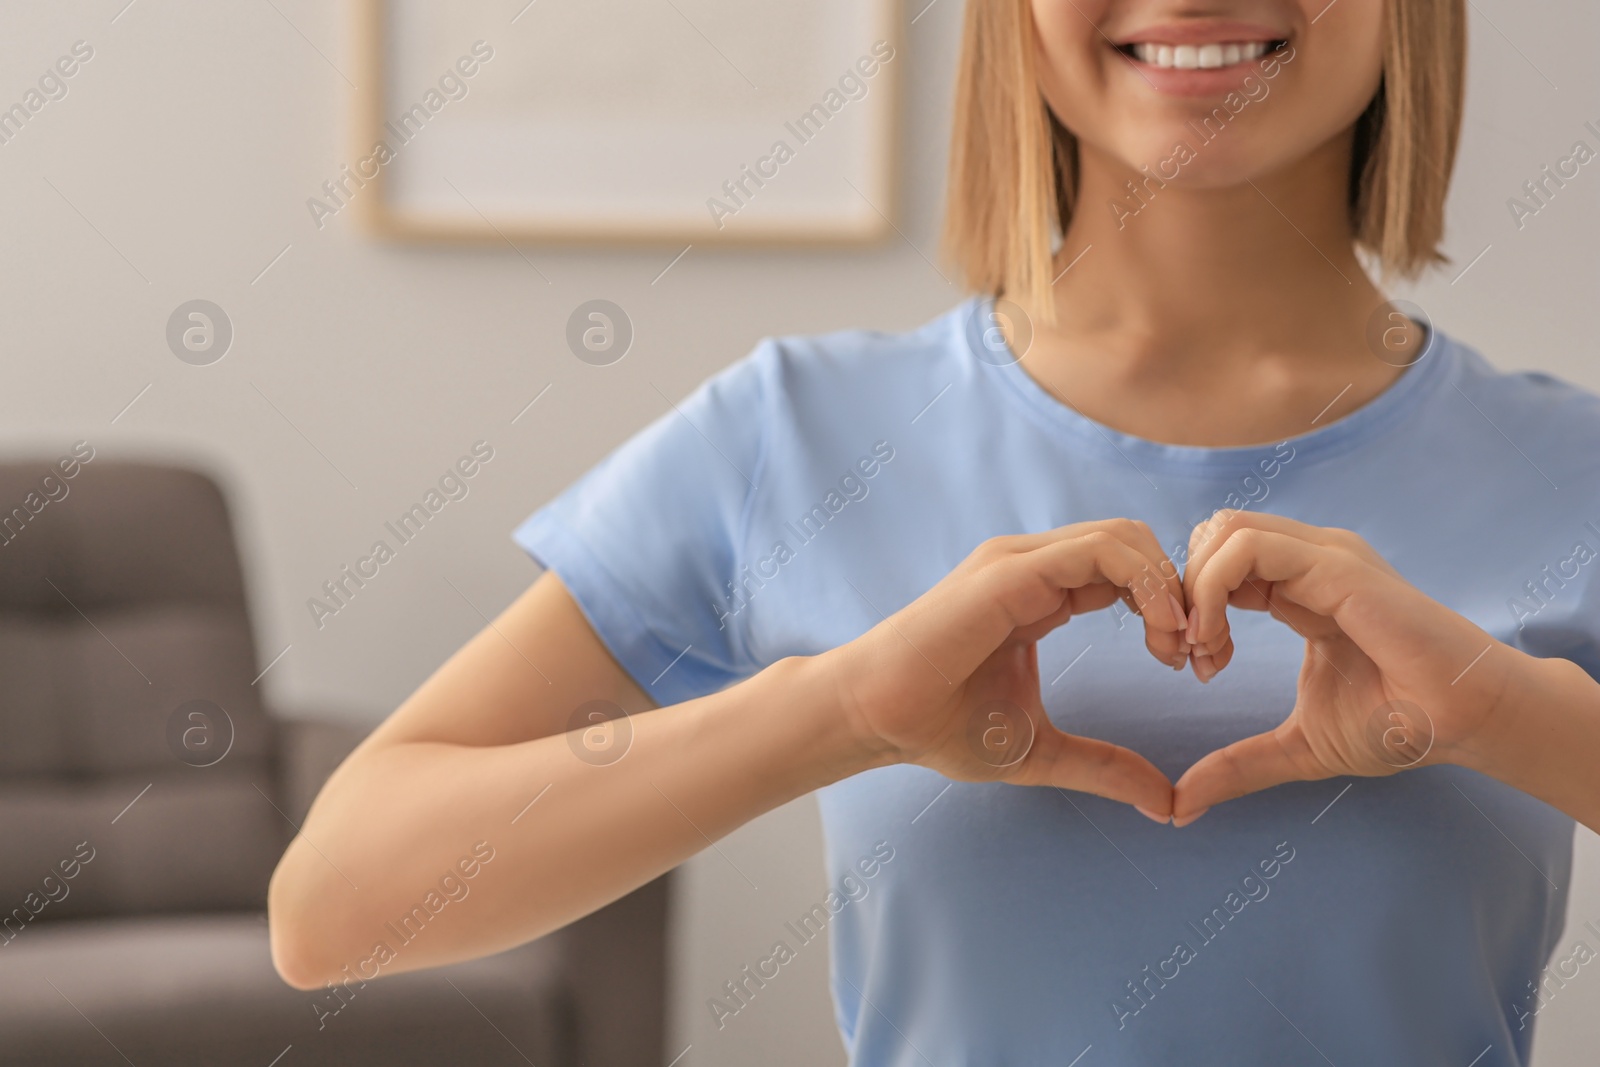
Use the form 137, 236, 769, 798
1116, 39, 1289, 70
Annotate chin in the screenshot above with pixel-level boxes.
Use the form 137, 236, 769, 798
1098, 125, 1279, 185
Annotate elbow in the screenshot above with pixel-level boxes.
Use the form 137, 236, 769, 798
271, 944, 328, 993
267, 854, 342, 991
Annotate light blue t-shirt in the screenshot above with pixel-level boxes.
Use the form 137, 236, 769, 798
514, 298, 1600, 1066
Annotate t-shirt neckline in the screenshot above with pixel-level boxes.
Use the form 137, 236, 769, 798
962, 294, 1457, 475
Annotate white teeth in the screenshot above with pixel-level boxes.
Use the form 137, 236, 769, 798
1131, 39, 1274, 69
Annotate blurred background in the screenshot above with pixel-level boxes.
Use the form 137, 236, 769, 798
0, 0, 1596, 1064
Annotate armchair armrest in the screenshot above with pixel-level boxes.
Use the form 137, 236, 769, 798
268, 710, 669, 1064
272, 714, 371, 828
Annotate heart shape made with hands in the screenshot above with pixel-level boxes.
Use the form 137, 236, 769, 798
1084, 508, 1516, 828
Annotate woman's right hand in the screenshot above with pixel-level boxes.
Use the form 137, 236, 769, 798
820, 520, 1189, 817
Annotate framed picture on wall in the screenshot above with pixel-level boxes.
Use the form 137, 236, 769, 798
346, 0, 903, 245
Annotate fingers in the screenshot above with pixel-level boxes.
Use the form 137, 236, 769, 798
1015, 725, 1175, 815
1186, 527, 1373, 663
890, 520, 1189, 705
1099, 520, 1193, 669
1005, 519, 1182, 613
957, 521, 1186, 665
1186, 512, 1484, 690
1037, 520, 1188, 663
1024, 530, 1189, 666
1184, 511, 1402, 631
1186, 510, 1361, 583
1171, 724, 1326, 822
1189, 628, 1234, 684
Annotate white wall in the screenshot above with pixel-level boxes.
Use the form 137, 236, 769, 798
0, 2, 1594, 1064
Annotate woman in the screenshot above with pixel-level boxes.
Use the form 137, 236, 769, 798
269, 0, 1600, 1062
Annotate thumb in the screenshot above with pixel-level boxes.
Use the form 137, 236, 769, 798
1013, 726, 1175, 817
1172, 724, 1326, 825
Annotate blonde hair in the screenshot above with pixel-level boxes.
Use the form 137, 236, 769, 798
942, 0, 1466, 323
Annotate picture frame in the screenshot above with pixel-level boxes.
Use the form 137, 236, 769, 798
348, 0, 903, 245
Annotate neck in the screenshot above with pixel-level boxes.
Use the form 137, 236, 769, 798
1031, 133, 1384, 369
998, 134, 1421, 447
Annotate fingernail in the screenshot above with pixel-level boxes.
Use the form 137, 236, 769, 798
1167, 593, 1186, 632
1173, 807, 1210, 828
1185, 605, 1200, 645
1192, 654, 1216, 684
1135, 806, 1171, 825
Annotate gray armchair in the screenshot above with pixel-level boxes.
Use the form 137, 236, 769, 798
0, 459, 667, 1065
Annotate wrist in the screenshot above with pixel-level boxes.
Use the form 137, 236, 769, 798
768, 652, 901, 788
1446, 650, 1583, 778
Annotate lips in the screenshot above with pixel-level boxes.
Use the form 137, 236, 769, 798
1127, 40, 1277, 70
1109, 24, 1292, 95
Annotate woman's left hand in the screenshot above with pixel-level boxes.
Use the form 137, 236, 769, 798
1170, 511, 1535, 826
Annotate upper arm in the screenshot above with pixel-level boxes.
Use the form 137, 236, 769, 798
361, 342, 774, 757
362, 571, 656, 752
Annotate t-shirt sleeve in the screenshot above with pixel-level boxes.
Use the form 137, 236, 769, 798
512, 341, 774, 707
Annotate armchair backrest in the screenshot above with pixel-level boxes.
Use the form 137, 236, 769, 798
0, 458, 285, 922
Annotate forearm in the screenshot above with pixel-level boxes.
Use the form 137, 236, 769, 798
267, 654, 888, 989
1452, 652, 1600, 833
